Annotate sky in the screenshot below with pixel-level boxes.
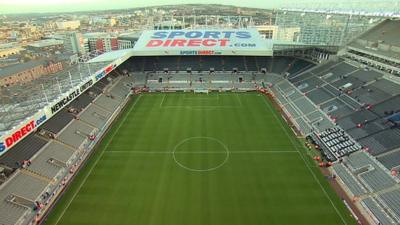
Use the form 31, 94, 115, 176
0, 0, 397, 14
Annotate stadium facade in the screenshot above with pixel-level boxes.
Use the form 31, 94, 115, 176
0, 12, 400, 225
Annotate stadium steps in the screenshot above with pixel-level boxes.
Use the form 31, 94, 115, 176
361, 197, 397, 225
376, 146, 400, 158
35, 133, 52, 142
103, 77, 124, 96
254, 57, 260, 71
296, 62, 316, 76
92, 98, 114, 114
282, 58, 297, 75
243, 56, 248, 71
53, 139, 79, 152
6, 194, 34, 209
360, 184, 400, 201
76, 115, 100, 130
316, 95, 337, 107
20, 168, 54, 184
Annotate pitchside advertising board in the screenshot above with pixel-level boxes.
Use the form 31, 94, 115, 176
0, 62, 118, 156
133, 29, 273, 56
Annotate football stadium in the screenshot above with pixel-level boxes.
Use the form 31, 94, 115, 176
1, 10, 400, 225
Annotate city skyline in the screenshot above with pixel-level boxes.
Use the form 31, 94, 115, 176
0, 0, 399, 14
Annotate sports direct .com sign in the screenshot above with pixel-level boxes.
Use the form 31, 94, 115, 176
133, 29, 272, 56
146, 31, 251, 48
0, 114, 47, 153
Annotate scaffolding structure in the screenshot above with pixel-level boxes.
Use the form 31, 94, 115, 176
275, 10, 382, 46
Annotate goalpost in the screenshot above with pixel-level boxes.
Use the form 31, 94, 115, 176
194, 89, 209, 94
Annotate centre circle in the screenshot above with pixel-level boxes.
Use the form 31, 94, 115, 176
172, 137, 229, 172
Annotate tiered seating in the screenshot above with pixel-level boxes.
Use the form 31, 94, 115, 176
359, 167, 396, 192
346, 151, 371, 169
125, 56, 310, 74
130, 73, 147, 87
0, 172, 49, 225
321, 99, 354, 118
0, 134, 48, 169
244, 56, 258, 71
294, 117, 312, 134
332, 163, 367, 196
361, 197, 396, 225
223, 56, 246, 71
293, 97, 316, 115
271, 57, 293, 74
379, 189, 400, 219
345, 152, 396, 192
315, 127, 361, 158
359, 129, 400, 156
79, 105, 111, 129
28, 141, 75, 179
306, 88, 335, 105
143, 57, 157, 71
108, 76, 134, 99
337, 110, 378, 130
254, 56, 273, 71
287, 59, 314, 77
180, 56, 201, 71
94, 95, 123, 112
57, 120, 95, 149
156, 56, 179, 71
69, 93, 93, 110
233, 82, 254, 89
0, 72, 134, 225
377, 148, 400, 169
40, 110, 74, 134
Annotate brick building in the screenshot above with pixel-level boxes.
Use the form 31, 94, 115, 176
0, 60, 63, 87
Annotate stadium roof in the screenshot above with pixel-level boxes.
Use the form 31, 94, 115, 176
86, 49, 134, 63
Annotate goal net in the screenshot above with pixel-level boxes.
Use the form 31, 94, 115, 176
194, 89, 209, 94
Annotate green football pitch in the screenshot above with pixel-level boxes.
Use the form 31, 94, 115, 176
45, 92, 357, 225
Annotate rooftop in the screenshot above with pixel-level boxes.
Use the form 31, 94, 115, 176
0, 59, 47, 78
27, 39, 64, 48
348, 19, 400, 61
358, 19, 400, 46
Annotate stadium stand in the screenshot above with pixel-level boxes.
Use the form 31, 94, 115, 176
27, 141, 74, 180
0, 70, 134, 225
40, 110, 75, 135
0, 171, 50, 225
312, 127, 361, 160
0, 61, 109, 135
0, 134, 48, 169
57, 120, 96, 149
332, 163, 367, 196
361, 197, 397, 225
378, 189, 400, 220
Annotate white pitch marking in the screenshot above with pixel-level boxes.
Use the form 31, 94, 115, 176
260, 95, 348, 225
159, 94, 166, 108
235, 93, 243, 107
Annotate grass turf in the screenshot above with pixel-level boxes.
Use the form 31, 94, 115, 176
44, 92, 357, 225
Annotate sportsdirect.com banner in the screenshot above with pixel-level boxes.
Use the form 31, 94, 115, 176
133, 29, 273, 56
